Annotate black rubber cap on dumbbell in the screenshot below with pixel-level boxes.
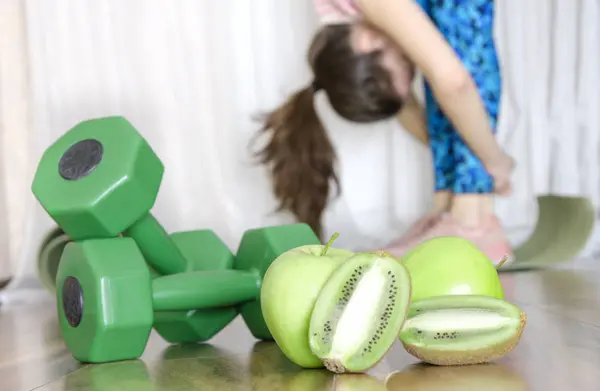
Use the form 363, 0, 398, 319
59, 139, 104, 180
62, 276, 84, 328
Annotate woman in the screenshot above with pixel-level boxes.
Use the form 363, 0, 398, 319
254, 0, 514, 264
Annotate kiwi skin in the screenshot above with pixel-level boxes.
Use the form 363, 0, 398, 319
400, 296, 527, 366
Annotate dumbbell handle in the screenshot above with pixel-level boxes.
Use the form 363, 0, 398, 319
124, 214, 189, 275
152, 270, 260, 311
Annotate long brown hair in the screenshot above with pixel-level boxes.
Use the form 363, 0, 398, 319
254, 24, 402, 238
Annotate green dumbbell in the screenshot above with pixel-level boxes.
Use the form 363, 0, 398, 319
33, 228, 229, 291
152, 229, 238, 343
56, 223, 320, 363
32, 116, 195, 275
31, 116, 244, 343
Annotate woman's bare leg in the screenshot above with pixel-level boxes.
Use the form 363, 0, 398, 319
449, 194, 494, 226
388, 94, 450, 244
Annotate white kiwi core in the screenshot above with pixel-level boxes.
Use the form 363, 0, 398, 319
405, 309, 513, 332
329, 262, 387, 357
402, 308, 520, 350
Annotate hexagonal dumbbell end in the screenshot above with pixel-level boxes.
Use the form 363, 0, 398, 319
56, 237, 154, 363
32, 116, 164, 240
235, 223, 321, 339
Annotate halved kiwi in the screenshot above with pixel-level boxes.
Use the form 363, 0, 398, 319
399, 295, 526, 366
308, 251, 412, 373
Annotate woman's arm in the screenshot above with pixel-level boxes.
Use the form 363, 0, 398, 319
356, 0, 506, 167
397, 92, 428, 145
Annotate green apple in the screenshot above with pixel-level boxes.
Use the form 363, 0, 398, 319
260, 233, 354, 368
400, 236, 504, 302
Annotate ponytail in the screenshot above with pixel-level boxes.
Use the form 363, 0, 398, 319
254, 85, 339, 239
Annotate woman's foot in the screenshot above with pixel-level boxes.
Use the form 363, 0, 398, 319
385, 213, 513, 266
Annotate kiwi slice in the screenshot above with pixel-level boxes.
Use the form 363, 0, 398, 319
308, 251, 412, 373
399, 295, 526, 366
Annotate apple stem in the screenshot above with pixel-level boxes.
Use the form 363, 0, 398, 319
320, 232, 340, 256
496, 255, 508, 270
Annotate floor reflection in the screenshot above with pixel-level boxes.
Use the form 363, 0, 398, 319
3, 260, 600, 391
50, 350, 531, 391
385, 363, 528, 391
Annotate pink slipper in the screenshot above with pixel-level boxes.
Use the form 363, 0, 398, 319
386, 213, 443, 248
385, 214, 513, 267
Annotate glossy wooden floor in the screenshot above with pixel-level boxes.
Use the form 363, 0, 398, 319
2, 257, 600, 391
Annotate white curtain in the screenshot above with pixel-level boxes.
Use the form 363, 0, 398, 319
0, 0, 598, 294
0, 0, 31, 284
